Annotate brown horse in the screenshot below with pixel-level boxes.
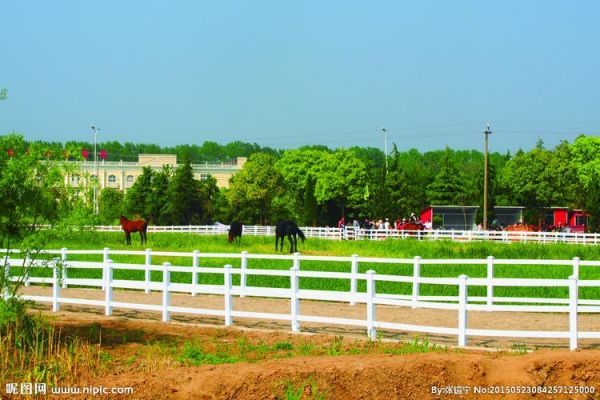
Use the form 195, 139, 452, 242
119, 215, 148, 245
397, 222, 425, 231
506, 223, 536, 232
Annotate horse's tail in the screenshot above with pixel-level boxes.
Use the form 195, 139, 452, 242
296, 228, 306, 243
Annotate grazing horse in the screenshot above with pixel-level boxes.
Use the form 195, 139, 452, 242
119, 215, 148, 245
275, 221, 306, 253
228, 221, 243, 245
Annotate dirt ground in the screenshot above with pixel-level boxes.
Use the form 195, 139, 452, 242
20, 285, 600, 349
16, 286, 600, 399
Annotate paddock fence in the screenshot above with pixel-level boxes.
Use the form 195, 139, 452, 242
3, 248, 600, 349
88, 224, 600, 245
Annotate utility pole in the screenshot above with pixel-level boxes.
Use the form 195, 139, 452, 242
381, 127, 388, 173
91, 126, 100, 215
483, 124, 493, 230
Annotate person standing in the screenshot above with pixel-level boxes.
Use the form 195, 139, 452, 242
352, 218, 361, 240
338, 217, 346, 239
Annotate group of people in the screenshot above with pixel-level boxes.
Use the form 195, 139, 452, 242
337, 213, 424, 231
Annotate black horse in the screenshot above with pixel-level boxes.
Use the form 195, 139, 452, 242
228, 221, 243, 245
275, 221, 306, 253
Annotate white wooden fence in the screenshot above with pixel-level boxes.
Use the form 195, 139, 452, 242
3, 248, 600, 350
90, 224, 600, 245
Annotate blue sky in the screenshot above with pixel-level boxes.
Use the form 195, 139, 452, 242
1, 1, 599, 153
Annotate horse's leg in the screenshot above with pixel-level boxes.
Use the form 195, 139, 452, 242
292, 234, 297, 253
287, 234, 293, 253
125, 231, 131, 245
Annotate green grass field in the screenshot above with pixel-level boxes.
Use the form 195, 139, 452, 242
13, 231, 600, 301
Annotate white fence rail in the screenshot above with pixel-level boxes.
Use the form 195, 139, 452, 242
88, 224, 600, 245
3, 248, 600, 349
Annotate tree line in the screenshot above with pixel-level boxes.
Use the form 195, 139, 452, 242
18, 139, 278, 163
2, 133, 599, 231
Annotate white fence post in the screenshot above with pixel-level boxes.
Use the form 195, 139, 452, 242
458, 275, 468, 347
572, 257, 580, 279
104, 259, 113, 316
162, 262, 171, 322
24, 253, 30, 287
366, 270, 377, 340
3, 257, 10, 298
569, 275, 578, 350
290, 266, 300, 332
486, 256, 494, 309
412, 256, 421, 308
293, 252, 300, 270
52, 258, 60, 312
191, 250, 199, 296
145, 248, 152, 294
102, 247, 109, 290
240, 251, 248, 298
350, 254, 359, 306
224, 265, 233, 326
61, 247, 68, 289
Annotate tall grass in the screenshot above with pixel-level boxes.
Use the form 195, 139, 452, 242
0, 298, 107, 386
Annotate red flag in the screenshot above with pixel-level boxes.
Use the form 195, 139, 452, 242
99, 149, 108, 160
81, 149, 89, 159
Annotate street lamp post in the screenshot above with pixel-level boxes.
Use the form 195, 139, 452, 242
381, 127, 388, 173
483, 124, 492, 230
91, 125, 100, 215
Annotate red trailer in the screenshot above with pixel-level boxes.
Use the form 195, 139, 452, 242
545, 208, 589, 233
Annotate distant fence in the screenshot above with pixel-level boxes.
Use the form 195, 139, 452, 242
3, 248, 600, 349
90, 224, 600, 245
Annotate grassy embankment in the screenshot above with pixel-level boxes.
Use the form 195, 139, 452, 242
16, 230, 600, 300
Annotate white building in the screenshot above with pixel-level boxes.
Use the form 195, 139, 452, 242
64, 154, 247, 191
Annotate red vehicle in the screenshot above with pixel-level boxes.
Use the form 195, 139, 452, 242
545, 208, 589, 233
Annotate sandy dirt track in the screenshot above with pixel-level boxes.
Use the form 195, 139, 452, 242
21, 285, 600, 350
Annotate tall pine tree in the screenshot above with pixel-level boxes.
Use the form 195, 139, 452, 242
162, 152, 202, 224
426, 148, 467, 205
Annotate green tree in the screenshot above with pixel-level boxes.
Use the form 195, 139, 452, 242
124, 167, 154, 219
198, 175, 220, 224
162, 153, 202, 225
148, 166, 172, 224
98, 188, 124, 225
227, 153, 284, 224
571, 135, 600, 231
314, 149, 368, 218
501, 141, 577, 225
0, 134, 68, 297
276, 148, 329, 222
212, 188, 233, 223
303, 175, 319, 226
426, 148, 467, 205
